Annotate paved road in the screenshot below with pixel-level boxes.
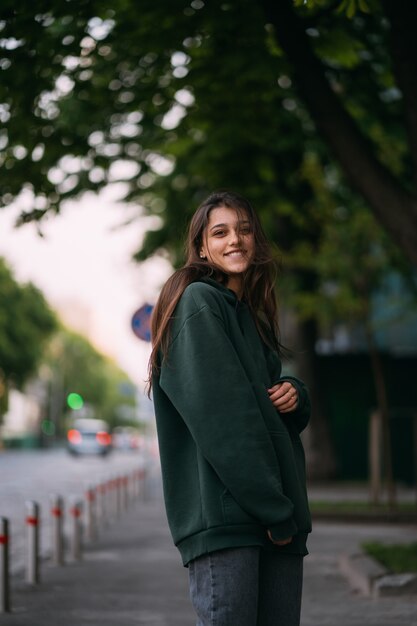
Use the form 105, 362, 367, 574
2, 475, 416, 625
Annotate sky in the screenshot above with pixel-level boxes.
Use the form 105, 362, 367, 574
0, 188, 172, 389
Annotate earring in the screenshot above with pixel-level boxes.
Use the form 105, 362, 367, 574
200, 252, 206, 260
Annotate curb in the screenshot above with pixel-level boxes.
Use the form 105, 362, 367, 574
339, 552, 417, 597
312, 511, 417, 524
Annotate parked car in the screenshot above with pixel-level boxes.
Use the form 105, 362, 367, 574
67, 418, 112, 457
112, 426, 143, 452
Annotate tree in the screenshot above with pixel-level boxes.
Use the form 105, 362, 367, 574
1, 1, 417, 264
0, 257, 57, 420
293, 152, 415, 497
260, 0, 417, 265
42, 326, 138, 436
1, 1, 415, 476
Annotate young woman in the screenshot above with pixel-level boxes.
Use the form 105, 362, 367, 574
149, 191, 311, 626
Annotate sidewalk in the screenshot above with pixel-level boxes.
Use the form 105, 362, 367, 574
2, 486, 195, 626
2, 482, 417, 626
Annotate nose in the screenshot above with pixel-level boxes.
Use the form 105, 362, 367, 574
228, 229, 240, 246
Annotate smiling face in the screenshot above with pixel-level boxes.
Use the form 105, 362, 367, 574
200, 206, 255, 296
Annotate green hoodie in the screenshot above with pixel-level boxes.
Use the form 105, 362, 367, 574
152, 277, 312, 566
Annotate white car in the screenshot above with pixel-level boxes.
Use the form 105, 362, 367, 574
67, 418, 112, 456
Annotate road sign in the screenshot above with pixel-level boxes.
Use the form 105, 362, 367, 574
131, 303, 154, 342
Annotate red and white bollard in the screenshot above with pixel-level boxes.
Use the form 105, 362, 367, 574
69, 498, 83, 561
139, 467, 147, 501
138, 467, 145, 499
25, 501, 40, 585
115, 476, 122, 518
122, 475, 129, 511
50, 494, 64, 566
135, 468, 142, 499
96, 481, 108, 528
107, 477, 116, 520
85, 485, 97, 542
0, 518, 10, 613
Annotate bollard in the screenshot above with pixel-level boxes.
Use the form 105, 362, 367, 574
0, 518, 10, 613
96, 481, 108, 528
130, 470, 137, 500
107, 477, 116, 520
122, 475, 129, 510
115, 476, 122, 517
50, 494, 64, 566
25, 501, 40, 585
85, 485, 97, 541
105, 478, 112, 521
69, 498, 83, 561
140, 467, 147, 501
136, 468, 143, 499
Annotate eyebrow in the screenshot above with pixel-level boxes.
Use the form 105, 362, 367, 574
209, 220, 251, 232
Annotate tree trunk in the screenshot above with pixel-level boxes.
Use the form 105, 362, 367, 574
294, 317, 337, 480
365, 323, 397, 508
260, 0, 417, 267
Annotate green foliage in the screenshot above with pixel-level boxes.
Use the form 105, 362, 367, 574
0, 257, 57, 388
43, 326, 138, 431
363, 541, 417, 573
0, 0, 414, 336
336, 0, 374, 18
293, 0, 376, 17
0, 0, 398, 226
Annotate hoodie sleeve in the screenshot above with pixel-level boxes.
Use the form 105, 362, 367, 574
278, 375, 311, 433
159, 304, 298, 542
264, 347, 311, 434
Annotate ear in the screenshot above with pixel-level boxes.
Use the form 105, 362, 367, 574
199, 248, 207, 260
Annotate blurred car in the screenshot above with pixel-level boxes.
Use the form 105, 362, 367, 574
67, 418, 112, 457
112, 426, 142, 452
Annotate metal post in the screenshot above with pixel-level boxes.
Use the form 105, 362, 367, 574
109, 477, 116, 520
25, 501, 40, 585
85, 485, 97, 541
69, 498, 83, 561
122, 475, 129, 510
96, 481, 107, 528
369, 410, 382, 505
140, 467, 147, 501
115, 476, 122, 517
50, 494, 64, 566
106, 477, 114, 520
0, 518, 10, 613
134, 469, 140, 499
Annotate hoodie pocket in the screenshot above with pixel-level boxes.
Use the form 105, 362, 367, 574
221, 490, 256, 525
269, 431, 311, 531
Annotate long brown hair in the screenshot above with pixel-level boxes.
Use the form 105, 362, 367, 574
148, 191, 282, 390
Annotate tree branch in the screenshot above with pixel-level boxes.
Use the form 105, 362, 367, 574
382, 0, 417, 187
260, 0, 417, 266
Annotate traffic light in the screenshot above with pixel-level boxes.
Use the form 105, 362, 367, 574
66, 392, 84, 410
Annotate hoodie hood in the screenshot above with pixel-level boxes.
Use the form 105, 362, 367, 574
199, 275, 240, 305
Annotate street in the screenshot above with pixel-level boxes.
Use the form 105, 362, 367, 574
1, 482, 416, 626
0, 447, 151, 574
1, 450, 417, 624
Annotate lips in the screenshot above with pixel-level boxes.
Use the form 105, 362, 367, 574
224, 250, 245, 257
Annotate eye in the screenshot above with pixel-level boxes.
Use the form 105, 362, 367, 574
212, 230, 226, 237
239, 226, 252, 235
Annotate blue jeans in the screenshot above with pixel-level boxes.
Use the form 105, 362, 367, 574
188, 547, 303, 626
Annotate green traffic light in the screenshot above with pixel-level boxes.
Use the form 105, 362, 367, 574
67, 392, 84, 410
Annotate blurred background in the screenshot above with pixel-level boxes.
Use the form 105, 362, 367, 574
1, 0, 417, 499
